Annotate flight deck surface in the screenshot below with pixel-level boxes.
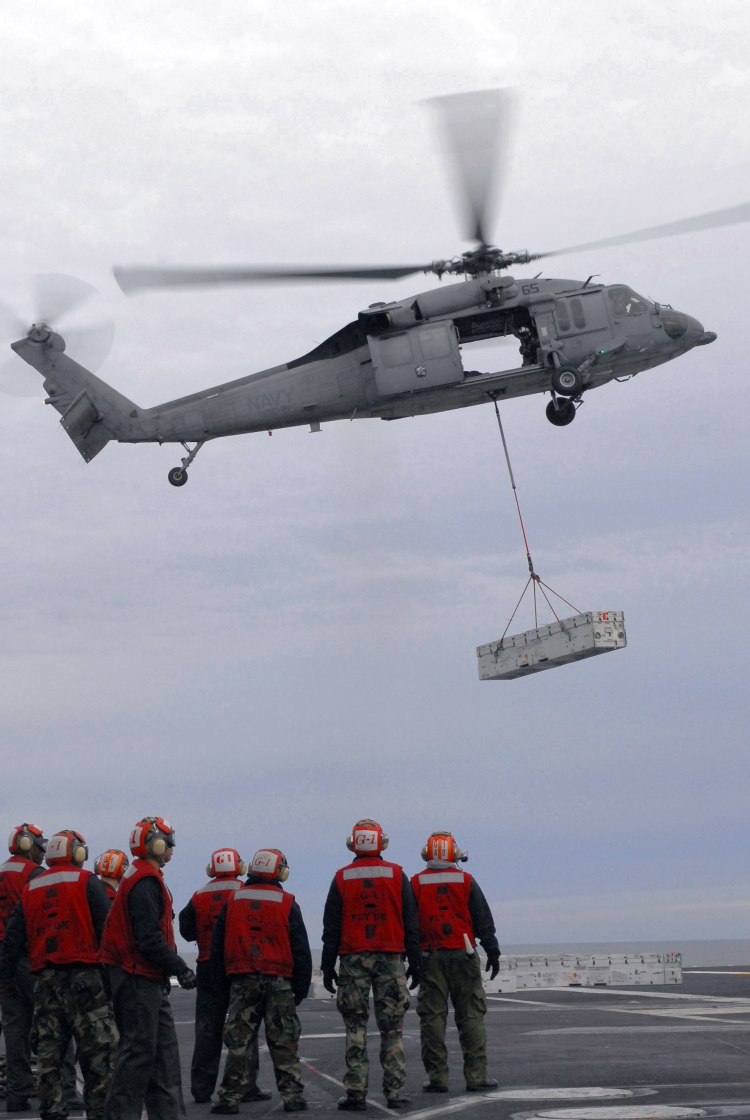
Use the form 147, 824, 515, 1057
6, 968, 750, 1119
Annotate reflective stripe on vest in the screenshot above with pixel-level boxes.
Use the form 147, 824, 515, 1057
28, 870, 82, 889
336, 858, 405, 954
236, 888, 283, 902
415, 871, 465, 885
196, 880, 241, 893
411, 867, 474, 951
341, 865, 394, 880
22, 866, 98, 970
223, 884, 294, 977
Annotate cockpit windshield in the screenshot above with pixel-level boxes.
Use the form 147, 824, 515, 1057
606, 285, 652, 316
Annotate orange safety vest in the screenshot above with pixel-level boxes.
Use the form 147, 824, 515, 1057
411, 867, 474, 951
22, 866, 98, 970
223, 883, 294, 977
100, 859, 175, 982
191, 877, 244, 962
336, 857, 405, 954
0, 859, 38, 940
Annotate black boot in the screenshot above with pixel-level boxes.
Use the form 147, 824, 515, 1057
242, 1087, 272, 1102
337, 1095, 367, 1111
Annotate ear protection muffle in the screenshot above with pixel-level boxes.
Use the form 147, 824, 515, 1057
95, 850, 129, 879
8, 823, 46, 855
206, 848, 247, 878
250, 848, 289, 882
46, 830, 88, 866
130, 816, 175, 859
421, 831, 468, 863
346, 819, 389, 855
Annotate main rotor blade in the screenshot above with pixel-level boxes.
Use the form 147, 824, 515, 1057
539, 201, 750, 260
113, 263, 429, 293
426, 88, 516, 247
33, 273, 96, 324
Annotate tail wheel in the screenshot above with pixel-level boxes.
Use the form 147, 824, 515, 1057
546, 399, 576, 426
168, 467, 188, 487
551, 365, 582, 397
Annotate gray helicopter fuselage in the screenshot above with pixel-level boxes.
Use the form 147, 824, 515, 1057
126, 271, 712, 443
11, 271, 714, 469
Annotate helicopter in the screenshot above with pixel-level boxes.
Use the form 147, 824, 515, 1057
4, 90, 746, 487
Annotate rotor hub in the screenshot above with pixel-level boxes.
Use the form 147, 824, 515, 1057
429, 246, 537, 279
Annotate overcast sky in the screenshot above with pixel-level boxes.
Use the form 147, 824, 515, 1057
1, 0, 749, 953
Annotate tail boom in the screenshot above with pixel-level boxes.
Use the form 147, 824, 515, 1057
11, 332, 140, 462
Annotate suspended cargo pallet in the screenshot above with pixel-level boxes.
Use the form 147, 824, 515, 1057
477, 610, 627, 680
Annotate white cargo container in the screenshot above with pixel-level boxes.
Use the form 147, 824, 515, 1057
477, 610, 626, 680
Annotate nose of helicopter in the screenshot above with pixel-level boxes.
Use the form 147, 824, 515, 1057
662, 309, 716, 348
684, 313, 716, 347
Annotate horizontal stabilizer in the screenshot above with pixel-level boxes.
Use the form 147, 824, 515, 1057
60, 390, 111, 462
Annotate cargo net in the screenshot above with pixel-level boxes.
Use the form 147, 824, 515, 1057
492, 398, 580, 644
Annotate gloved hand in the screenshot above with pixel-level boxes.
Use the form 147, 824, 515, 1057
485, 950, 500, 981
406, 963, 421, 990
323, 968, 338, 994
177, 966, 197, 990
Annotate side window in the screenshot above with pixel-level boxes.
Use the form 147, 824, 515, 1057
555, 300, 571, 333
569, 298, 586, 330
607, 286, 650, 316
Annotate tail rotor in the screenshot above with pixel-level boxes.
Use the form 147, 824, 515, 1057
0, 274, 114, 398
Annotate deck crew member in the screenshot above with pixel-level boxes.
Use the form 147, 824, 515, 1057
178, 848, 269, 1105
100, 816, 196, 1120
411, 830, 500, 1093
94, 851, 129, 900
0, 829, 117, 1120
322, 819, 420, 1111
0, 823, 48, 1112
210, 848, 311, 1115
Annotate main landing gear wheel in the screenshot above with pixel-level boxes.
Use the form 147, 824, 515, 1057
167, 440, 205, 486
546, 399, 576, 426
550, 365, 583, 396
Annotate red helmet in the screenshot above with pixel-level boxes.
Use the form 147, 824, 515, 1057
45, 830, 88, 867
95, 849, 129, 880
250, 848, 289, 882
8, 822, 47, 856
206, 848, 247, 878
346, 819, 388, 856
129, 817, 175, 860
421, 830, 468, 864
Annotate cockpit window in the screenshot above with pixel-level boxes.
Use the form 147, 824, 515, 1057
606, 285, 651, 316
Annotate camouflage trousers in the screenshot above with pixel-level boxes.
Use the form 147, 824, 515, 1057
217, 974, 303, 1107
191, 963, 259, 1100
336, 953, 410, 1099
33, 966, 118, 1120
416, 950, 488, 1088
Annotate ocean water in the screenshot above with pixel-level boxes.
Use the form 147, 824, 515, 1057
501, 940, 750, 968
180, 940, 750, 970
305, 940, 750, 970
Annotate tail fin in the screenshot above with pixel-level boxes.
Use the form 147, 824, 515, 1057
11, 332, 139, 462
